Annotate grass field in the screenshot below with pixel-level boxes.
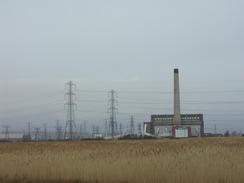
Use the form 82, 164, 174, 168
0, 138, 243, 183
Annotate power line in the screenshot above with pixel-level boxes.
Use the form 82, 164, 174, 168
77, 89, 244, 94
76, 98, 244, 105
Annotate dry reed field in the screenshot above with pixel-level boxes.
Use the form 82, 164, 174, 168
0, 138, 244, 183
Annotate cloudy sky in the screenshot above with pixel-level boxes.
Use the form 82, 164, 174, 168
0, 0, 244, 133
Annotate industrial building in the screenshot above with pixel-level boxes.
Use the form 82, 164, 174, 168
144, 69, 204, 138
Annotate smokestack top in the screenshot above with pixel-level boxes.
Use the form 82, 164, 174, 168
174, 68, 179, 74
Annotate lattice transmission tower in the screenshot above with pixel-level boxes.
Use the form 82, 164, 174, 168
130, 115, 135, 135
138, 123, 142, 136
64, 81, 77, 140
43, 123, 48, 141
108, 89, 118, 139
34, 127, 40, 141
27, 121, 31, 140
3, 125, 10, 140
56, 120, 63, 140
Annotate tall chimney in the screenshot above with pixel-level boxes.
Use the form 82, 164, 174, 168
173, 68, 181, 126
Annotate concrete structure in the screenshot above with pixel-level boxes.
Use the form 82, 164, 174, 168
144, 69, 204, 137
173, 68, 181, 126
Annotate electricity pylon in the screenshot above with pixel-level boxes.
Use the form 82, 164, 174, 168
108, 89, 118, 139
64, 81, 77, 140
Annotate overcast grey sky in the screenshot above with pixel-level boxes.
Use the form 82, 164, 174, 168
0, 0, 244, 133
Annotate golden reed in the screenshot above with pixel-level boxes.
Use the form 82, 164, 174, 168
0, 138, 243, 183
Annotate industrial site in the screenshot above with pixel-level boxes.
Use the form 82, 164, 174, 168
144, 69, 204, 138
1, 0, 244, 183
0, 68, 243, 142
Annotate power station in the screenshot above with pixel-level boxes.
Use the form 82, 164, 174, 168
144, 69, 204, 138
1, 69, 206, 141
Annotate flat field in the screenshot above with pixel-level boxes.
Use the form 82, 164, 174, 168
0, 138, 244, 183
